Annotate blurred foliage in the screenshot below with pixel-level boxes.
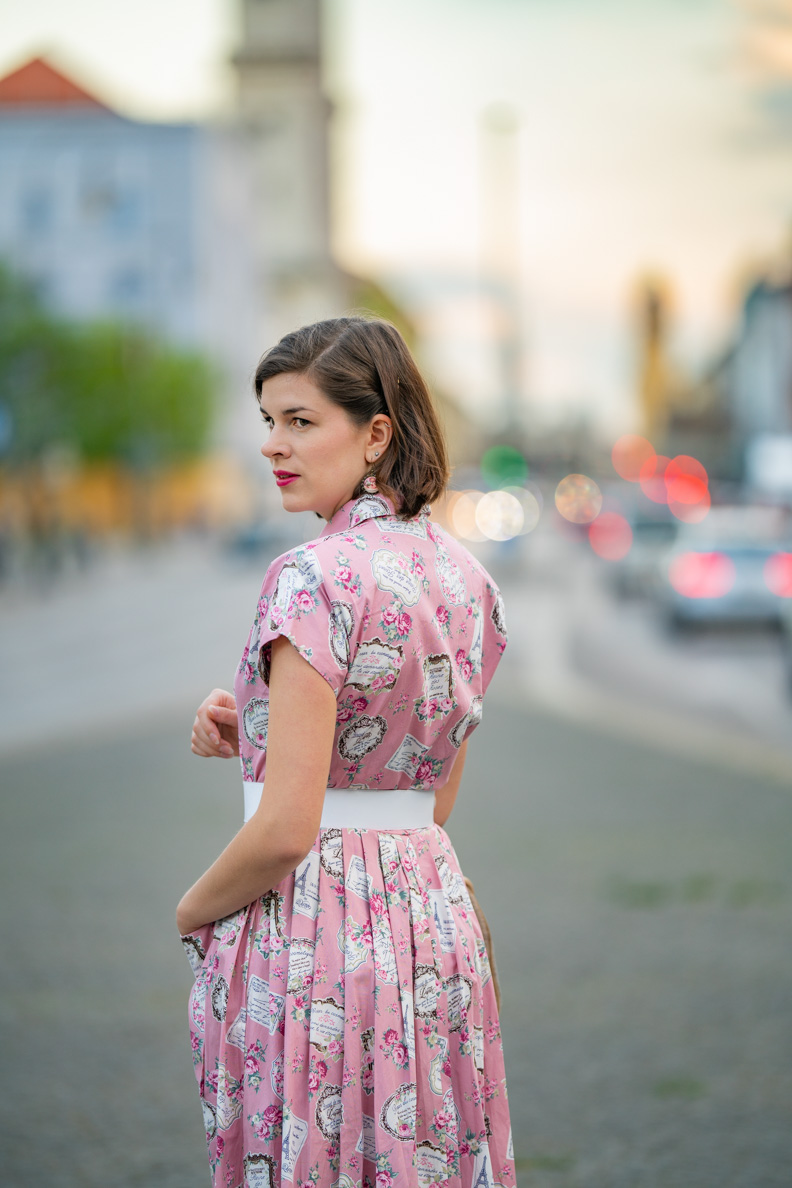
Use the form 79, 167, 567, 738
0, 262, 216, 465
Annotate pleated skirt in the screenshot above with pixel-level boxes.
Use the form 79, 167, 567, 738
181, 823, 515, 1187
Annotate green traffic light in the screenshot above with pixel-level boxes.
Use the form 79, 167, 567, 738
481, 444, 528, 489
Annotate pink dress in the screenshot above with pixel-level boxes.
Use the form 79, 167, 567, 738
182, 493, 515, 1187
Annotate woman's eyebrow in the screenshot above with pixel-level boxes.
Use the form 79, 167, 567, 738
258, 405, 315, 416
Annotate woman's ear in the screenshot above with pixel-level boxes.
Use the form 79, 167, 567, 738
367, 414, 392, 458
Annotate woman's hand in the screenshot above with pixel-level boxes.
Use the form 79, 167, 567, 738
191, 688, 239, 759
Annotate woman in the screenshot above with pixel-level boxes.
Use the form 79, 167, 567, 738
178, 317, 515, 1187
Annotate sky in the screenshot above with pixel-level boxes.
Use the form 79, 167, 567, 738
1, 0, 790, 432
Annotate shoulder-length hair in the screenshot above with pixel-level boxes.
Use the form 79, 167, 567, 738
254, 316, 449, 519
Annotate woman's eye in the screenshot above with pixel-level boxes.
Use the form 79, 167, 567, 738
293, 417, 310, 429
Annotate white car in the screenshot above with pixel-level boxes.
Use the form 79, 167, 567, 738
656, 506, 792, 629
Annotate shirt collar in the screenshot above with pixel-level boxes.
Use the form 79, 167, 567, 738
320, 492, 398, 538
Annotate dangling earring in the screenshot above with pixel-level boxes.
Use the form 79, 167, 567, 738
363, 472, 379, 494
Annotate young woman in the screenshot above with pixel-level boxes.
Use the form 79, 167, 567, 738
178, 317, 515, 1187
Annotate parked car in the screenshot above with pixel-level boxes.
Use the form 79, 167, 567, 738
655, 506, 792, 630
610, 504, 678, 597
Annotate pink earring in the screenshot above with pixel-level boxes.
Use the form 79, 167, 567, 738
363, 473, 379, 494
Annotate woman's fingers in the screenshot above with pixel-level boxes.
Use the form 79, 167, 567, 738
209, 704, 238, 728
192, 713, 234, 758
191, 689, 238, 758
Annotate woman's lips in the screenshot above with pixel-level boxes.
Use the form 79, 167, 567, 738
274, 472, 299, 487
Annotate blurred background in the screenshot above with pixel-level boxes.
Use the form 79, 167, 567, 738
1, 1, 791, 1185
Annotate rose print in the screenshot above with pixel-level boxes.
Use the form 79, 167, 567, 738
249, 1103, 283, 1142
414, 757, 444, 787
393, 1042, 408, 1065
414, 694, 454, 723
379, 1027, 410, 1069
455, 648, 473, 683
237, 644, 257, 685
331, 552, 362, 596
378, 602, 413, 643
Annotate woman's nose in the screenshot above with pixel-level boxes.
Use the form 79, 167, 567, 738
260, 432, 288, 459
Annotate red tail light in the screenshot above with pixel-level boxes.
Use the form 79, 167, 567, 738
668, 551, 735, 599
765, 552, 792, 597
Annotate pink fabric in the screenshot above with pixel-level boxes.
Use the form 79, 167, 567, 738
234, 494, 508, 791
182, 495, 515, 1185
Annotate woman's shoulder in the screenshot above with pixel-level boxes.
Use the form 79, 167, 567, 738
428, 520, 502, 591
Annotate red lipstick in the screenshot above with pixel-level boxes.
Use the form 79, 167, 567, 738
274, 470, 299, 487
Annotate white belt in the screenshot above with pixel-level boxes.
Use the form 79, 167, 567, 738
243, 783, 435, 830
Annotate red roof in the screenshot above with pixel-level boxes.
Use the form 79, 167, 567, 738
0, 56, 109, 109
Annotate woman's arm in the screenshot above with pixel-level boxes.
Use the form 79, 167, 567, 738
176, 636, 337, 934
433, 739, 468, 827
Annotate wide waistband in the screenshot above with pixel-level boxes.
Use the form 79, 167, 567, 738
243, 783, 435, 830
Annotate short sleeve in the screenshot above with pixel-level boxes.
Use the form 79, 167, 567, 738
255, 546, 352, 695
480, 580, 508, 696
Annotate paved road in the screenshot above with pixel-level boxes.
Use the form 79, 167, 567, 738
1, 538, 791, 1186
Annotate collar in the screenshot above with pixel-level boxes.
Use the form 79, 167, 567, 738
319, 492, 398, 538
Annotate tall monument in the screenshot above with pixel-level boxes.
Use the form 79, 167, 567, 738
233, 0, 347, 338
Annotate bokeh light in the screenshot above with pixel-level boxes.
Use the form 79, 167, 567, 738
503, 484, 542, 534
668, 489, 711, 523
588, 512, 633, 561
612, 435, 655, 481
555, 474, 603, 524
668, 551, 736, 599
481, 444, 529, 489
475, 490, 524, 541
765, 552, 792, 598
665, 455, 709, 504
448, 490, 487, 541
639, 454, 672, 504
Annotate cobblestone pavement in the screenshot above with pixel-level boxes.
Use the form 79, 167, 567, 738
1, 541, 791, 1186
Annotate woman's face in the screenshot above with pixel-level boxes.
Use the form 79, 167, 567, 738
258, 372, 376, 521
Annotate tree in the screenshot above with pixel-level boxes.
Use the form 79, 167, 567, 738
0, 263, 216, 465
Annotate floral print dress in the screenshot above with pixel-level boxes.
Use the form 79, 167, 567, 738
182, 494, 515, 1187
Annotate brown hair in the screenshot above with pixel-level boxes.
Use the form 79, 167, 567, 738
254, 316, 449, 519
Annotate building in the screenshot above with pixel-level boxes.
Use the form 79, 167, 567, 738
0, 56, 214, 345
659, 258, 792, 485
727, 273, 792, 440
